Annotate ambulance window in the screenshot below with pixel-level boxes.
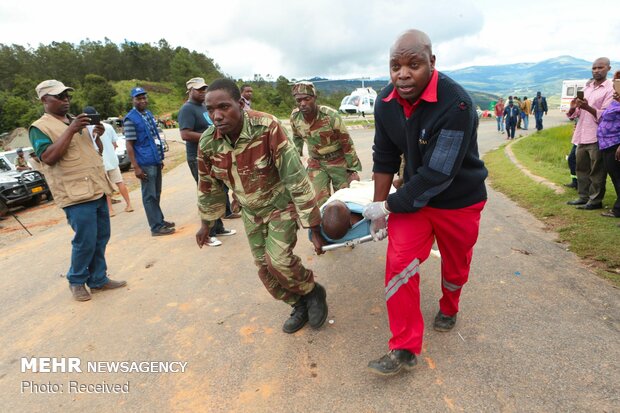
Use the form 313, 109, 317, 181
566, 87, 575, 96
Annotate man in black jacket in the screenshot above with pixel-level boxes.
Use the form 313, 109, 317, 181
363, 29, 488, 376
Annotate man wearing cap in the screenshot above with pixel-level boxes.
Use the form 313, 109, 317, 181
29, 80, 126, 301
290, 81, 362, 207
177, 77, 237, 247
14, 148, 31, 171
197, 78, 329, 334
123, 87, 175, 236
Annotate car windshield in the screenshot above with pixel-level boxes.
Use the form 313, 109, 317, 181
0, 158, 12, 172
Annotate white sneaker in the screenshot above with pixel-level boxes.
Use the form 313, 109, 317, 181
207, 237, 222, 247
217, 229, 237, 236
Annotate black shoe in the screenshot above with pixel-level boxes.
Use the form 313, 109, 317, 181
601, 210, 620, 218
576, 203, 602, 210
304, 283, 328, 328
563, 181, 577, 189
566, 198, 588, 206
367, 350, 417, 376
152, 227, 176, 236
163, 220, 175, 228
282, 298, 308, 334
433, 310, 457, 332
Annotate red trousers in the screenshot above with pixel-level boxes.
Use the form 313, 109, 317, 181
385, 201, 485, 354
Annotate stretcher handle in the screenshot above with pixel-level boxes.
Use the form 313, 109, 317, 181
321, 234, 375, 252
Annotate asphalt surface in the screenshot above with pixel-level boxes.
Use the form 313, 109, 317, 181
1, 112, 618, 412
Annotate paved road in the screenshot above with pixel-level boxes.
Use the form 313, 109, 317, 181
1, 112, 618, 412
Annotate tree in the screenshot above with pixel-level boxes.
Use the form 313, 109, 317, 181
80, 74, 118, 118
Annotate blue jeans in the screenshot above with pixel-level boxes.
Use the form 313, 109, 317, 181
496, 116, 504, 132
522, 114, 529, 130
64, 196, 110, 287
140, 164, 165, 232
534, 111, 544, 130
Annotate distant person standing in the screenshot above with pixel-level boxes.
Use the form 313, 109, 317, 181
83, 106, 133, 216
240, 85, 253, 110
531, 91, 548, 131
503, 99, 519, 140
521, 96, 531, 130
124, 87, 175, 236
290, 81, 362, 206
494, 98, 505, 133
177, 77, 237, 247
566, 57, 614, 210
513, 96, 523, 129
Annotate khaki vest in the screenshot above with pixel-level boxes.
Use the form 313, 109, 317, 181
31, 114, 113, 208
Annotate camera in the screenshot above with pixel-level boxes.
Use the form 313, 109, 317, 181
88, 113, 101, 125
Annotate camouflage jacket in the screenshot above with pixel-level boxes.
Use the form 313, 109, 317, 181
197, 110, 321, 228
290, 105, 362, 171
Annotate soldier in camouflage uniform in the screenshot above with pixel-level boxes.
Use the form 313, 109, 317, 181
290, 81, 362, 206
195, 78, 329, 334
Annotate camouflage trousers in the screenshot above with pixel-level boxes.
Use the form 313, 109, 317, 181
242, 212, 315, 305
307, 158, 351, 207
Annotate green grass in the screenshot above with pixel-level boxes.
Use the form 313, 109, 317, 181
111, 80, 185, 119
484, 126, 620, 286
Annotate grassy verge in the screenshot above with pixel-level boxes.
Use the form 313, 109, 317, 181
484, 125, 620, 286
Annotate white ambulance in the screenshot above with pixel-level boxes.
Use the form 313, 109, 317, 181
560, 79, 589, 112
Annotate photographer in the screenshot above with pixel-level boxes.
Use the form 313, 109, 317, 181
28, 80, 126, 301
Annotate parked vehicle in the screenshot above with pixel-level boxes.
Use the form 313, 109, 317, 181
115, 134, 131, 171
0, 148, 52, 208
560, 79, 588, 112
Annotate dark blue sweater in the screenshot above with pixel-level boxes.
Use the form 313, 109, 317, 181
373, 72, 488, 213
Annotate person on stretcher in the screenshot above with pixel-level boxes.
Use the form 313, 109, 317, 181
319, 180, 396, 244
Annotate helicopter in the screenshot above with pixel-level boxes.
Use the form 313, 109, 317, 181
338, 86, 377, 116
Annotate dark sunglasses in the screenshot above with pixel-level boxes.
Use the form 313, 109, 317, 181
49, 92, 72, 101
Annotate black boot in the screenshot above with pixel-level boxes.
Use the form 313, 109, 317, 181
367, 350, 417, 376
304, 283, 328, 328
282, 298, 308, 334
433, 310, 457, 332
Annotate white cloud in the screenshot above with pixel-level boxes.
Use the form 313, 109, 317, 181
0, 0, 618, 79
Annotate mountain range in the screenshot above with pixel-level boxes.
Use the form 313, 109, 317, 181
309, 56, 618, 107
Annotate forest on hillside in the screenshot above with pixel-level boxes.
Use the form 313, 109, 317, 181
0, 39, 346, 134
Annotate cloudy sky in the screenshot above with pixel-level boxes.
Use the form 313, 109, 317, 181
0, 0, 618, 80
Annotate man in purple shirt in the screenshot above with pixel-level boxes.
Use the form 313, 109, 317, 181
597, 70, 620, 221
566, 57, 614, 210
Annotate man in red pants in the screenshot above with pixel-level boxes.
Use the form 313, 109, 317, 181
364, 29, 488, 376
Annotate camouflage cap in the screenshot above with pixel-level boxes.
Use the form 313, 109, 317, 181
292, 81, 316, 97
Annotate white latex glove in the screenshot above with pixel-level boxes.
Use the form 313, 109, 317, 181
363, 201, 390, 221
369, 217, 388, 241
363, 201, 390, 241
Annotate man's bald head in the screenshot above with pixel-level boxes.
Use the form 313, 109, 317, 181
322, 200, 352, 240
390, 29, 433, 58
